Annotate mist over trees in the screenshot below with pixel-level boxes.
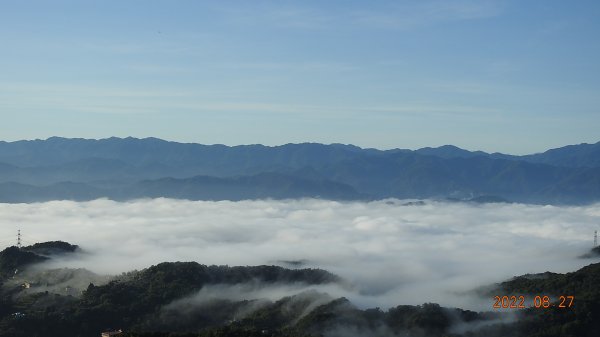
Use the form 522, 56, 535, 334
1, 242, 600, 337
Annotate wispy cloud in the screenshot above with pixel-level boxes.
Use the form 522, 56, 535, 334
0, 81, 497, 118
351, 0, 504, 29
214, 61, 358, 73
214, 4, 332, 30
212, 0, 503, 31
82, 42, 150, 55
125, 64, 195, 75
424, 79, 496, 95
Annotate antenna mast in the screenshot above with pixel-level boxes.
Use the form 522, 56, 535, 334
17, 229, 21, 248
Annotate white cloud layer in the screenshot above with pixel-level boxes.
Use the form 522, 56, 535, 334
1, 199, 598, 311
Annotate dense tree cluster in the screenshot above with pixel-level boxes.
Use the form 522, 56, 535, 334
22, 241, 79, 256
1, 244, 600, 337
490, 263, 600, 337
0, 246, 47, 279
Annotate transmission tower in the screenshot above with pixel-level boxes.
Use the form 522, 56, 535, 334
17, 229, 21, 248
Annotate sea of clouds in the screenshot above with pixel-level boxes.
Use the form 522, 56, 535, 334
1, 198, 599, 311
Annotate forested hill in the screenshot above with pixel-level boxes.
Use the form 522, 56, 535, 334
0, 137, 599, 204
484, 262, 600, 337
0, 241, 79, 279
2, 242, 600, 337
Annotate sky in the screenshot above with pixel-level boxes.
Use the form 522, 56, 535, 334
1, 198, 599, 312
1, 0, 599, 154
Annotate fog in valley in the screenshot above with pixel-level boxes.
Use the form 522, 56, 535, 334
1, 199, 598, 312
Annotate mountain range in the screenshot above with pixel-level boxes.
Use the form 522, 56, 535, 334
0, 137, 599, 204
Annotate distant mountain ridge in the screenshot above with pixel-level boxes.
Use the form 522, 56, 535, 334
414, 142, 600, 168
0, 137, 599, 204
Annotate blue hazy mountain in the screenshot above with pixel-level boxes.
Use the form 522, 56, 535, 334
520, 141, 600, 167
415, 144, 491, 159
0, 137, 598, 204
414, 141, 600, 167
0, 173, 363, 203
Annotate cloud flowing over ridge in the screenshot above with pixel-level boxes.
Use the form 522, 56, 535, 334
0, 198, 598, 311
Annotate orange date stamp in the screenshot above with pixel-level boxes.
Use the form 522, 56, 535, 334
493, 295, 574, 309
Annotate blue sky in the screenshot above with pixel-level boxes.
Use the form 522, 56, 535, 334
1, 0, 599, 154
